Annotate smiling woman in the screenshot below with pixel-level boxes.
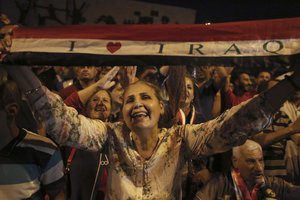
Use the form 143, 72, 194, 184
123, 81, 163, 130
4, 65, 300, 199
63, 87, 112, 200
85, 90, 112, 121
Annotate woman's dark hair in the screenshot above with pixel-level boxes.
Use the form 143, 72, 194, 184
165, 66, 186, 122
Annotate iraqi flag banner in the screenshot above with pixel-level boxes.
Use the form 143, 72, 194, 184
3, 17, 300, 68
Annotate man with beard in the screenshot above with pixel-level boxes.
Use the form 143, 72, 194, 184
222, 70, 256, 110
59, 66, 98, 100
195, 140, 300, 200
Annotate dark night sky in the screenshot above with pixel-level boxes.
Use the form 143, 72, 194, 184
142, 0, 300, 23
1, 0, 299, 25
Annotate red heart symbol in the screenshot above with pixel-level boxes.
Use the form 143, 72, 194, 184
106, 42, 121, 53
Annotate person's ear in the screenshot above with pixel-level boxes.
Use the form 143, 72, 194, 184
5, 103, 19, 118
159, 101, 165, 115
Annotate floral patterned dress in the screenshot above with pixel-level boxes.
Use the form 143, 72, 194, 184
34, 89, 274, 199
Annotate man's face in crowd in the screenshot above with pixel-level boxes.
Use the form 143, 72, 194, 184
76, 66, 98, 82
256, 71, 271, 85
232, 144, 265, 186
237, 73, 252, 92
195, 66, 213, 84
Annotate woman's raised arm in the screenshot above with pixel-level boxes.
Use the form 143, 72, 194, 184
5, 66, 113, 151
77, 66, 119, 105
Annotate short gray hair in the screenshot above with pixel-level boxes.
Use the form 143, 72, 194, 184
232, 139, 262, 159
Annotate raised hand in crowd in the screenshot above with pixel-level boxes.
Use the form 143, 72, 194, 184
116, 66, 138, 88
77, 66, 119, 105
125, 65, 138, 84
0, 14, 17, 61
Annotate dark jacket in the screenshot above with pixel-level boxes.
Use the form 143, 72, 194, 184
195, 172, 300, 200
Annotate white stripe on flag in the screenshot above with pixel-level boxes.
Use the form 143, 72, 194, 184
11, 38, 300, 57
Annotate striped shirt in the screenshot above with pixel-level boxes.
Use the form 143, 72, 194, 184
0, 128, 65, 199
263, 103, 293, 180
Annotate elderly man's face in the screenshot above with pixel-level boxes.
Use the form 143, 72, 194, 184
232, 146, 265, 186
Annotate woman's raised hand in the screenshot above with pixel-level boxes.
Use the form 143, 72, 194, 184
0, 14, 18, 61
97, 66, 120, 90
126, 66, 137, 84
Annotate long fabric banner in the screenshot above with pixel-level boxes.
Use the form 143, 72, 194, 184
4, 17, 300, 67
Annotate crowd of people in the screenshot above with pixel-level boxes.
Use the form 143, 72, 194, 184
1, 63, 300, 200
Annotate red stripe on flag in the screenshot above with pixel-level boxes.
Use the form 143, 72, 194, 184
12, 18, 300, 42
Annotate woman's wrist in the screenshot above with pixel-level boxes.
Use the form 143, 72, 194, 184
96, 84, 104, 91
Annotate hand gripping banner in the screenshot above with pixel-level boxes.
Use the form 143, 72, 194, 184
3, 17, 300, 68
